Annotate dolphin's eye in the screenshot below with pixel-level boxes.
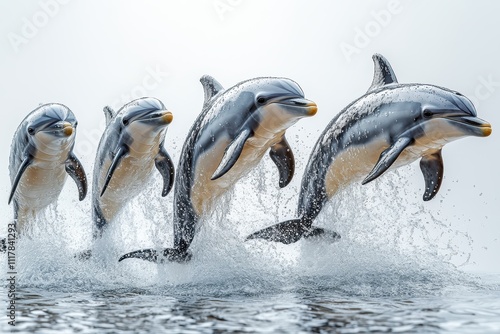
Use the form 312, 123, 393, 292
257, 96, 267, 105
74, 121, 78, 128
123, 118, 129, 126
28, 127, 35, 135
423, 110, 433, 118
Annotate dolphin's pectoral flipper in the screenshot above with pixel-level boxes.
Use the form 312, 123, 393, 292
420, 150, 444, 201
101, 146, 128, 197
118, 248, 192, 263
103, 106, 116, 125
269, 136, 295, 188
211, 128, 252, 180
362, 136, 413, 185
303, 227, 341, 242
155, 146, 175, 197
200, 75, 224, 103
246, 218, 312, 244
65, 152, 88, 201
368, 53, 399, 93
8, 154, 34, 204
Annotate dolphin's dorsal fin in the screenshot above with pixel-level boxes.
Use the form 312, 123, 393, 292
103, 106, 116, 125
367, 54, 398, 93
200, 75, 224, 104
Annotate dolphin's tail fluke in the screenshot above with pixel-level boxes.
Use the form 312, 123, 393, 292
246, 218, 307, 244
118, 247, 192, 263
246, 218, 341, 244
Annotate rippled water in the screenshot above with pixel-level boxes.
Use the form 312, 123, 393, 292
1, 164, 499, 333
2, 274, 500, 333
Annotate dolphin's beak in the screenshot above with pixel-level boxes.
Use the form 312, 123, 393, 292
43, 121, 74, 137
143, 110, 173, 125
62, 122, 74, 136
447, 115, 492, 137
277, 97, 318, 116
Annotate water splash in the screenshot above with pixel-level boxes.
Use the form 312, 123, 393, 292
1, 158, 481, 298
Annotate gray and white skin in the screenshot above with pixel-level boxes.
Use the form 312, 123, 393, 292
119, 75, 317, 263
92, 97, 175, 239
6, 103, 87, 238
246, 54, 493, 244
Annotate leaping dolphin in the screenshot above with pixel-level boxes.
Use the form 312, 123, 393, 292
119, 75, 317, 263
8, 103, 87, 232
92, 97, 175, 237
247, 54, 492, 244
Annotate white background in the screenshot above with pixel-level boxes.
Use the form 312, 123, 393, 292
0, 0, 498, 272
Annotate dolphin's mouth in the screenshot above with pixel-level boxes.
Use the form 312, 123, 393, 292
42, 122, 74, 137
448, 115, 492, 136
139, 110, 173, 124
277, 97, 318, 116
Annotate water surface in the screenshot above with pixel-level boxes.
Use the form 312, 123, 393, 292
1, 166, 498, 333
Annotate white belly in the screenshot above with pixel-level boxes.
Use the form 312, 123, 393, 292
191, 130, 283, 216
96, 126, 164, 223
13, 137, 73, 230
14, 160, 68, 232
324, 136, 438, 199
97, 155, 156, 222
15, 164, 67, 209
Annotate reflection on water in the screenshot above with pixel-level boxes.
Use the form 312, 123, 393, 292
3, 278, 500, 333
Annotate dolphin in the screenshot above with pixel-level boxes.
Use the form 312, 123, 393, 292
119, 75, 317, 263
8, 103, 87, 232
246, 54, 492, 244
92, 97, 175, 237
